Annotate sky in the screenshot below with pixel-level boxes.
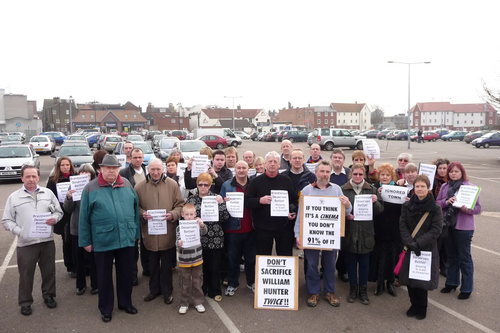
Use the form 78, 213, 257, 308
1, 0, 499, 116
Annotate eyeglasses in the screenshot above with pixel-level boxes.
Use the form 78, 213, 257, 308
398, 159, 409, 162
198, 184, 210, 187
352, 173, 364, 176
291, 157, 303, 160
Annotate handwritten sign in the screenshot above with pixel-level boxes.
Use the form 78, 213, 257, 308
192, 155, 209, 178
300, 195, 344, 250
56, 183, 70, 203
362, 139, 380, 159
271, 190, 289, 217
225, 192, 244, 218
179, 219, 201, 248
69, 174, 89, 201
116, 155, 127, 169
201, 196, 219, 222
147, 209, 167, 235
29, 213, 52, 238
254, 256, 298, 311
418, 163, 437, 190
247, 168, 257, 177
229, 168, 236, 177
353, 194, 373, 221
409, 251, 432, 281
381, 185, 407, 204
305, 163, 317, 173
453, 185, 481, 210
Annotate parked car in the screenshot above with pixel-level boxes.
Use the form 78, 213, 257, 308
410, 131, 439, 142
377, 130, 391, 140
52, 142, 94, 169
39, 131, 66, 144
307, 128, 365, 150
363, 130, 379, 138
0, 135, 24, 146
187, 132, 194, 140
153, 134, 169, 148
395, 130, 416, 141
80, 129, 100, 136
9, 132, 26, 140
199, 135, 228, 149
250, 132, 260, 141
102, 135, 124, 152
257, 132, 267, 141
64, 135, 88, 143
464, 130, 489, 144
172, 130, 189, 140
434, 129, 450, 138
386, 130, 400, 140
0, 145, 40, 180
0, 132, 9, 143
156, 137, 181, 161
350, 130, 361, 136
234, 131, 250, 140
262, 132, 274, 142
96, 134, 109, 150
162, 130, 172, 136
280, 130, 308, 143
29, 135, 56, 154
127, 135, 144, 142
473, 131, 500, 148
271, 131, 285, 142
113, 141, 155, 165
86, 133, 102, 148
172, 139, 208, 160
441, 131, 467, 141
146, 130, 161, 141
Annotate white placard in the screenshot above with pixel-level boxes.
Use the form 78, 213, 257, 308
255, 256, 298, 311
362, 139, 380, 159
29, 213, 52, 238
229, 168, 236, 177
147, 209, 167, 235
418, 163, 437, 190
305, 163, 316, 173
409, 251, 432, 281
192, 155, 209, 178
116, 155, 127, 169
278, 169, 287, 174
353, 194, 373, 221
56, 183, 70, 203
177, 162, 188, 177
69, 174, 89, 201
381, 185, 407, 204
300, 196, 342, 250
271, 190, 289, 217
225, 192, 244, 218
453, 185, 481, 210
201, 196, 219, 222
179, 219, 201, 248
247, 168, 257, 177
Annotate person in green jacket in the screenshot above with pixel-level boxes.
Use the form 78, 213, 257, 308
341, 163, 384, 306
79, 155, 140, 323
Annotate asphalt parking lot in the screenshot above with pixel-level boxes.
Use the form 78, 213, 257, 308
0, 138, 499, 333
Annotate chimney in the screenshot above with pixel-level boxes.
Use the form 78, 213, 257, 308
308, 104, 310, 108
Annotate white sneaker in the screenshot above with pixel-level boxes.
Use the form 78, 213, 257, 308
195, 304, 205, 313
247, 284, 255, 292
178, 306, 188, 314
225, 286, 237, 296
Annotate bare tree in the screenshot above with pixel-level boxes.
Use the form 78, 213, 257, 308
371, 107, 385, 126
482, 79, 500, 109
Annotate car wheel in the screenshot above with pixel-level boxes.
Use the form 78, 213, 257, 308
448, 138, 452, 141
325, 142, 334, 151
432, 138, 436, 142
216, 143, 224, 149
289, 137, 294, 143
356, 141, 363, 150
484, 143, 490, 148
231, 141, 239, 147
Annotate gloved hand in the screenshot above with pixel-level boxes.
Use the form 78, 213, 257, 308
407, 241, 421, 256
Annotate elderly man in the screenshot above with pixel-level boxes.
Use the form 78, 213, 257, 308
307, 143, 323, 164
246, 151, 297, 256
396, 153, 412, 180
135, 158, 184, 305
243, 150, 255, 168
280, 140, 293, 170
123, 141, 134, 167
79, 155, 140, 323
225, 147, 238, 169
120, 148, 150, 284
220, 160, 257, 296
295, 161, 352, 308
2, 165, 63, 316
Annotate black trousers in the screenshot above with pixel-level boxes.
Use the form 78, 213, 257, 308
255, 225, 294, 256
61, 228, 74, 273
94, 247, 134, 315
336, 250, 347, 275
149, 247, 175, 296
203, 248, 222, 298
71, 235, 97, 290
134, 233, 151, 277
407, 287, 428, 309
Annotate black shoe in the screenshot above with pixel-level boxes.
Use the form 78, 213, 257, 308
347, 285, 358, 303
132, 276, 139, 286
359, 285, 370, 305
387, 281, 397, 297
142, 270, 151, 277
76, 287, 86, 295
338, 273, 349, 283
21, 305, 32, 316
406, 305, 418, 317
101, 313, 112, 323
458, 292, 471, 300
91, 288, 99, 295
440, 285, 458, 293
69, 271, 77, 278
118, 305, 138, 314
44, 296, 57, 309
415, 307, 427, 320
374, 283, 384, 296
164, 295, 173, 304
144, 293, 158, 302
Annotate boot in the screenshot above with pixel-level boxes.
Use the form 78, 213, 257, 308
359, 285, 370, 305
387, 281, 397, 297
374, 283, 384, 296
415, 306, 427, 320
406, 305, 418, 317
440, 284, 457, 293
347, 285, 358, 303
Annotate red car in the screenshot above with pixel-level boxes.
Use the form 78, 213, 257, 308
199, 135, 228, 149
410, 131, 439, 142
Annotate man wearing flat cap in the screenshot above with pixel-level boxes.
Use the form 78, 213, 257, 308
79, 155, 140, 323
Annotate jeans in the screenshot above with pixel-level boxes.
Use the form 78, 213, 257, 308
226, 231, 257, 288
444, 229, 474, 293
345, 252, 370, 286
305, 249, 337, 295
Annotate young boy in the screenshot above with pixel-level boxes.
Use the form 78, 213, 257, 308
176, 203, 208, 314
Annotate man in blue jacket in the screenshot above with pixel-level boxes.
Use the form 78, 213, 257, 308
79, 155, 140, 323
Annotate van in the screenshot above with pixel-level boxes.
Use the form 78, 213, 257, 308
193, 128, 242, 147
307, 128, 365, 150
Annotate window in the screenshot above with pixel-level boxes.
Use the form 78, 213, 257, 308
343, 120, 345, 123
364, 120, 366, 123
298, 115, 302, 119
172, 119, 176, 123
52, 109, 56, 114
66, 110, 69, 115
480, 120, 483, 124
490, 112, 493, 116
416, 112, 419, 116
309, 111, 312, 115
457, 121, 459, 124
457, 113, 459, 117
180, 119, 183, 123
355, 119, 358, 123
56, 119, 60, 124
447, 111, 449, 115
435, 119, 437, 123
350, 120, 353, 123
471, 120, 474, 124
331, 112, 334, 117
489, 120, 493, 124
464, 113, 467, 116
65, 119, 69, 123
324, 119, 328, 124
435, 112, 437, 115
331, 119, 334, 124
317, 119, 321, 124
464, 120, 467, 124
415, 120, 419, 126
124, 114, 128, 119
82, 114, 86, 119
90, 114, 94, 119
317, 112, 321, 117
134, 114, 137, 119
480, 113, 483, 116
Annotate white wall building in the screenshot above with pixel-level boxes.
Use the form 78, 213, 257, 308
332, 102, 372, 130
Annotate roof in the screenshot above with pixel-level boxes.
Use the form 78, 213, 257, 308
218, 119, 252, 128
330, 103, 366, 112
415, 102, 454, 112
202, 108, 264, 119
450, 103, 495, 113
72, 110, 147, 123
412, 102, 495, 113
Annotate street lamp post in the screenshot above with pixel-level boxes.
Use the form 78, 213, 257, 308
224, 96, 242, 132
67, 96, 73, 134
388, 61, 430, 149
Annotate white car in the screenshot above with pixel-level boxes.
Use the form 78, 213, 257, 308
234, 131, 250, 140
0, 145, 40, 180
173, 139, 208, 160
29, 135, 56, 154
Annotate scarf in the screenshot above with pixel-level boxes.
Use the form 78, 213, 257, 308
444, 179, 463, 228
433, 174, 446, 198
409, 192, 431, 216
62, 172, 71, 179
350, 178, 365, 195
379, 180, 395, 187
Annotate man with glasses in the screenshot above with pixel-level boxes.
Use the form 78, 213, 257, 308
396, 153, 412, 180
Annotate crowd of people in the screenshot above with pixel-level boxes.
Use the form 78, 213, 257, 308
1, 139, 481, 323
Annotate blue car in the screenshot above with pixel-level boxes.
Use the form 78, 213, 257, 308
86, 133, 101, 148
113, 141, 155, 165
39, 131, 66, 144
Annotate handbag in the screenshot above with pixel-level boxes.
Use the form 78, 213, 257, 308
394, 211, 430, 275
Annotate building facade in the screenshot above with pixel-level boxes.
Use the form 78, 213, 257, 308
332, 102, 372, 130
42, 97, 78, 132
0, 89, 42, 134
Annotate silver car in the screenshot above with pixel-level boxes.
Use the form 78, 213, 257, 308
1, 135, 24, 145
0, 145, 40, 180
307, 128, 365, 151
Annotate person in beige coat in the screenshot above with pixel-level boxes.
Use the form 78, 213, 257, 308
135, 158, 185, 305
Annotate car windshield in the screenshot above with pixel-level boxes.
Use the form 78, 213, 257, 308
107, 137, 122, 142
132, 142, 153, 154
482, 132, 495, 138
31, 137, 48, 142
5, 136, 21, 141
128, 135, 143, 141
68, 136, 86, 141
58, 146, 92, 156
179, 141, 207, 152
154, 135, 167, 141
0, 147, 31, 158
161, 140, 177, 149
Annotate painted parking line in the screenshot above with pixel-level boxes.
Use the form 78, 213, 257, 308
4, 259, 64, 269
468, 175, 500, 184
206, 298, 241, 333
0, 237, 17, 285
472, 245, 500, 257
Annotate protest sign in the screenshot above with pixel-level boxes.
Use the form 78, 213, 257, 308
254, 255, 298, 311
177, 163, 188, 177
418, 163, 437, 190
453, 185, 481, 210
229, 168, 236, 177
116, 155, 127, 169
179, 220, 201, 248
69, 174, 89, 201
225, 192, 244, 218
56, 183, 70, 203
271, 190, 289, 217
409, 251, 432, 281
29, 213, 52, 238
353, 194, 373, 221
201, 196, 219, 222
381, 185, 407, 204
191, 155, 209, 178
299, 195, 344, 250
362, 139, 380, 159
305, 163, 316, 173
147, 209, 167, 235
247, 168, 257, 177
